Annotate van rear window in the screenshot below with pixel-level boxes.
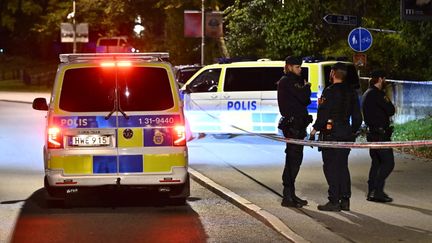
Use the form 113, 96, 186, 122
223, 67, 284, 91
59, 67, 174, 112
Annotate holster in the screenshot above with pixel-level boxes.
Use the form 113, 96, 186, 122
367, 126, 393, 142
278, 115, 312, 139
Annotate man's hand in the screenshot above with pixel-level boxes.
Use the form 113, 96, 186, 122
309, 129, 317, 141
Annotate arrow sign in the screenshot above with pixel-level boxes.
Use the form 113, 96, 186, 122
323, 14, 358, 26
348, 27, 373, 52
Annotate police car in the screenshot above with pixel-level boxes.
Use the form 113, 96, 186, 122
32, 53, 189, 205
181, 58, 359, 137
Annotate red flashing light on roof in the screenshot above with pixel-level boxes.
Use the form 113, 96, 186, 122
100, 61, 132, 67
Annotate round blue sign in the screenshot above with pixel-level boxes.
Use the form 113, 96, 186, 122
348, 27, 373, 52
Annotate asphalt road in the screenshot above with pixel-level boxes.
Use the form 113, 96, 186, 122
1, 92, 432, 242
0, 100, 287, 243
188, 134, 432, 242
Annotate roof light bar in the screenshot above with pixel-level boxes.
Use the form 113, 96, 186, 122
59, 52, 169, 63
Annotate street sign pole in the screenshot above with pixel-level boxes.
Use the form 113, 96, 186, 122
201, 0, 205, 66
72, 0, 76, 53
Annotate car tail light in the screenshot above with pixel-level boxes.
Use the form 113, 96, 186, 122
48, 127, 63, 149
173, 125, 186, 146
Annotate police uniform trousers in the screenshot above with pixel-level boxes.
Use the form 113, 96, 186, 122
368, 148, 395, 194
321, 147, 351, 203
282, 143, 303, 198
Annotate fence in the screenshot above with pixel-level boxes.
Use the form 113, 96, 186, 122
360, 77, 432, 124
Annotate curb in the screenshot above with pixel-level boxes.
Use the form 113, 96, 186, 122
189, 168, 309, 243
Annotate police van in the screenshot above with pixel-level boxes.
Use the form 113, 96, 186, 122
181, 58, 359, 138
32, 53, 189, 205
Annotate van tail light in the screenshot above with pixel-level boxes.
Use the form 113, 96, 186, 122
48, 127, 63, 149
173, 125, 186, 146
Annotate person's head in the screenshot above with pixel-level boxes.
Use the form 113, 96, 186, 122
369, 70, 386, 90
284, 56, 302, 76
330, 62, 347, 83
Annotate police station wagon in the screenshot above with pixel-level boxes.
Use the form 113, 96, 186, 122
32, 53, 189, 205
181, 58, 359, 138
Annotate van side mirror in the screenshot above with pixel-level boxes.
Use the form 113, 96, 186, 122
32, 97, 48, 111
184, 84, 192, 94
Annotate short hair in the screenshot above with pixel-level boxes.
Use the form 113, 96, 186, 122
331, 63, 347, 81
370, 70, 386, 79
285, 56, 302, 65
369, 77, 380, 87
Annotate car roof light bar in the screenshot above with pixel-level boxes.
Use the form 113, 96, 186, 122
59, 52, 170, 63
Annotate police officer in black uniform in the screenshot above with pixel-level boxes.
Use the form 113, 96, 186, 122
277, 56, 312, 208
362, 70, 395, 203
310, 62, 362, 211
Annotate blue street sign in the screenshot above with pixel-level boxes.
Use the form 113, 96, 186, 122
348, 27, 373, 52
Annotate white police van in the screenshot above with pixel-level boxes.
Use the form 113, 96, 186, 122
181, 58, 359, 138
33, 53, 189, 205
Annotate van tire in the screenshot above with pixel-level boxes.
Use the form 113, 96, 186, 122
212, 134, 233, 139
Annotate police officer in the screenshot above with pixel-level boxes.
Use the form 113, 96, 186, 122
310, 62, 362, 211
277, 56, 312, 208
362, 70, 395, 203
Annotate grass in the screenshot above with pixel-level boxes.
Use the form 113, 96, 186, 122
393, 116, 432, 159
0, 55, 56, 92
0, 79, 52, 92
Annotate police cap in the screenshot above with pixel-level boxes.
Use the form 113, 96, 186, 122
285, 56, 302, 65
331, 62, 347, 72
370, 70, 386, 78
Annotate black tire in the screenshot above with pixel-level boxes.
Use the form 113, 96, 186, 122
212, 134, 233, 139
170, 197, 187, 206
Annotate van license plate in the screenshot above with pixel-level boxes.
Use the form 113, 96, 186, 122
70, 135, 110, 146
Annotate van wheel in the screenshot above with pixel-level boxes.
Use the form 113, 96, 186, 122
212, 134, 233, 139
170, 197, 187, 206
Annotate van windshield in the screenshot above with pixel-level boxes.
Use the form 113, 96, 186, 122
59, 67, 174, 112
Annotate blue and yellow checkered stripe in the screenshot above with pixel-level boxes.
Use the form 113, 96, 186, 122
49, 153, 186, 174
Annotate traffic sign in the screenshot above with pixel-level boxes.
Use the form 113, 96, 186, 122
348, 27, 373, 52
323, 14, 358, 26
353, 53, 367, 67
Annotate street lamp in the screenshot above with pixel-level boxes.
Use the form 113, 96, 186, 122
67, 0, 77, 53
201, 0, 205, 65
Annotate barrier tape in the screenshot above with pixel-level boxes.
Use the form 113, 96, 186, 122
360, 77, 432, 85
186, 96, 432, 149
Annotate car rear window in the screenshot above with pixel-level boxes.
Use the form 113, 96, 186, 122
223, 67, 284, 91
59, 66, 174, 112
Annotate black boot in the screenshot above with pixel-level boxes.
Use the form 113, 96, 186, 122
293, 195, 308, 206
340, 198, 350, 211
281, 197, 302, 208
317, 201, 341, 212
367, 191, 393, 203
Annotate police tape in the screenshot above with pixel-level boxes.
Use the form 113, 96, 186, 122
186, 97, 432, 149
259, 134, 432, 149
360, 77, 432, 85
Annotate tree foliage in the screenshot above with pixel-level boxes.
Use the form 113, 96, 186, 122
1, 0, 432, 79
